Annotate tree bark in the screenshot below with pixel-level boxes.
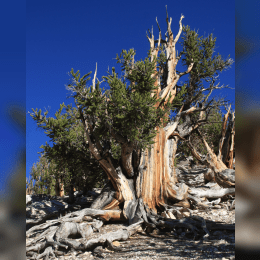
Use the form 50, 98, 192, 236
136, 128, 188, 213
55, 178, 64, 197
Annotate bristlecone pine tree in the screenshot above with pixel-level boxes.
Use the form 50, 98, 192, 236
29, 10, 235, 254
66, 11, 234, 219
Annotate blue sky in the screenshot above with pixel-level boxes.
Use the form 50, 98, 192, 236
26, 0, 235, 179
0, 1, 25, 192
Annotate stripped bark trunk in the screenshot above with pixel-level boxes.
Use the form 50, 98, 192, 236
87, 113, 195, 218
136, 130, 179, 212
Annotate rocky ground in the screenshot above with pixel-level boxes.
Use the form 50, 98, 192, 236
26, 162, 235, 260
66, 205, 235, 260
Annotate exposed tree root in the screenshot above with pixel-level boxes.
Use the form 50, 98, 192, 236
26, 168, 235, 260
26, 212, 60, 229
27, 246, 56, 260
60, 220, 144, 251
27, 188, 235, 259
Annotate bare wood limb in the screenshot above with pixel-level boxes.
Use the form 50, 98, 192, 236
197, 129, 227, 173
92, 62, 97, 91
173, 14, 185, 45
185, 136, 204, 163
178, 60, 194, 77
164, 104, 184, 138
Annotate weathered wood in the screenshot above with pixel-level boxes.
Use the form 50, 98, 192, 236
90, 181, 116, 210
66, 208, 125, 222
222, 111, 235, 168
59, 220, 144, 251
214, 169, 235, 188
189, 186, 235, 199
53, 220, 104, 247
35, 246, 55, 260
26, 212, 60, 227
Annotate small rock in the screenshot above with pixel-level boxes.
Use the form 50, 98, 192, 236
137, 226, 143, 232
74, 190, 83, 197
152, 228, 160, 235
215, 239, 226, 246
145, 226, 154, 234
112, 241, 120, 247
44, 201, 52, 207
